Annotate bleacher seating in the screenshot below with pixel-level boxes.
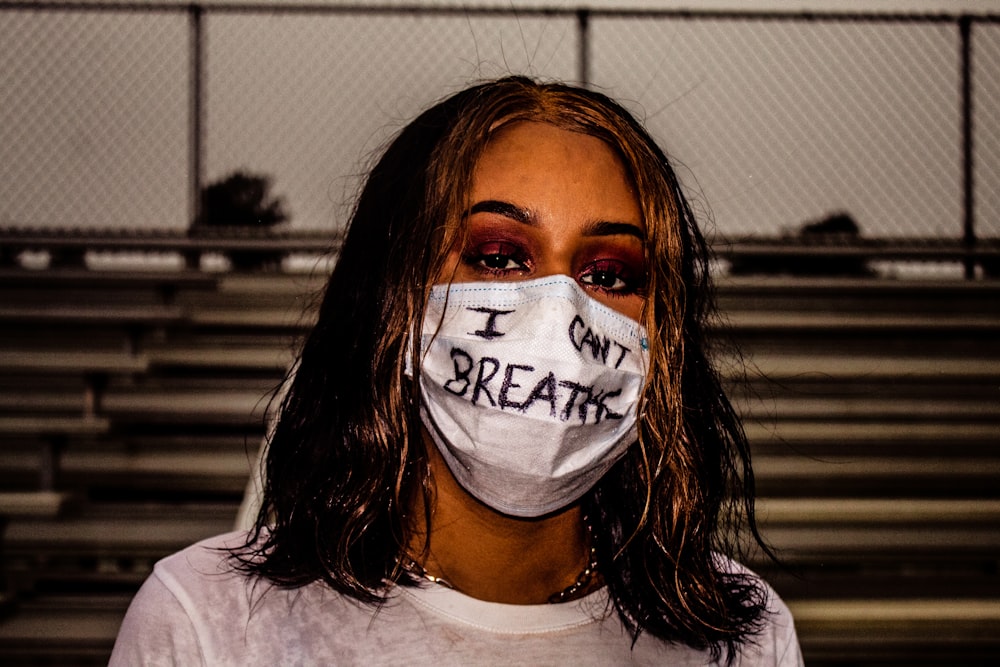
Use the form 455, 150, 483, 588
0, 244, 998, 665
717, 276, 1000, 665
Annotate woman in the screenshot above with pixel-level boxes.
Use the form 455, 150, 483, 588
111, 77, 801, 665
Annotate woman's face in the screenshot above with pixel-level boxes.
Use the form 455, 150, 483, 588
439, 120, 646, 321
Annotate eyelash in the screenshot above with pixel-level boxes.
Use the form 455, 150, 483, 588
579, 259, 645, 297
461, 243, 645, 297
461, 241, 531, 276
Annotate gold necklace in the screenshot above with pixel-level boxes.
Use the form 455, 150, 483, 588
546, 539, 599, 603
401, 517, 599, 604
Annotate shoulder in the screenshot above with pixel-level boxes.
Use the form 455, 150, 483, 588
132, 530, 257, 623
111, 531, 294, 665
112, 531, 395, 665
110, 532, 251, 666
152, 530, 251, 591
715, 556, 803, 667
745, 587, 802, 667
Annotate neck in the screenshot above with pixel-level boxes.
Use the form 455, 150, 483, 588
407, 435, 596, 604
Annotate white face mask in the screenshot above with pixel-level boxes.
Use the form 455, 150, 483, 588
412, 275, 649, 517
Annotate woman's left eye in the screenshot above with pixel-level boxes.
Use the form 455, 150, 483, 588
579, 260, 643, 294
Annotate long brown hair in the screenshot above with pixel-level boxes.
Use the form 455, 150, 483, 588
235, 77, 768, 661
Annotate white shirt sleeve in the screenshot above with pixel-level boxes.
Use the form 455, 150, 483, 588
109, 571, 206, 666
753, 590, 805, 667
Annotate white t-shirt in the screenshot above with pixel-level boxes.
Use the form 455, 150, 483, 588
110, 531, 803, 666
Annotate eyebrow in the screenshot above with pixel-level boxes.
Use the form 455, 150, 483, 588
467, 200, 534, 224
467, 199, 644, 242
586, 220, 645, 242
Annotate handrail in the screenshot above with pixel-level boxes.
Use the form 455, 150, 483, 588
0, 227, 340, 253
717, 237, 1000, 262
3, 228, 996, 256
3, 228, 997, 275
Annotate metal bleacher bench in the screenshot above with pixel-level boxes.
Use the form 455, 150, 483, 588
0, 232, 998, 665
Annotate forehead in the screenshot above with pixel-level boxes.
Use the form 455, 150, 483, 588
478, 120, 629, 177
471, 121, 639, 215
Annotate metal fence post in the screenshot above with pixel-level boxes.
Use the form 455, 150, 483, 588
189, 3, 205, 234
960, 15, 975, 279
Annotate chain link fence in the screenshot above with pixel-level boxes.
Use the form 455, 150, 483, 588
0, 7, 190, 230
204, 10, 579, 232
974, 22, 1000, 240
1, 3, 997, 242
592, 17, 964, 240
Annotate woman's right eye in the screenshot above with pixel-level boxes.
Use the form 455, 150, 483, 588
479, 253, 521, 270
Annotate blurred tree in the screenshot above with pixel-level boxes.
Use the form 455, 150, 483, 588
730, 211, 872, 277
191, 172, 289, 270
194, 172, 288, 229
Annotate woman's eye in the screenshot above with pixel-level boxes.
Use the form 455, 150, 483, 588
581, 269, 626, 290
480, 253, 523, 271
462, 241, 529, 274
579, 260, 644, 295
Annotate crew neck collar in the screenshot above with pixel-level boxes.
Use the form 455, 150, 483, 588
397, 582, 611, 635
